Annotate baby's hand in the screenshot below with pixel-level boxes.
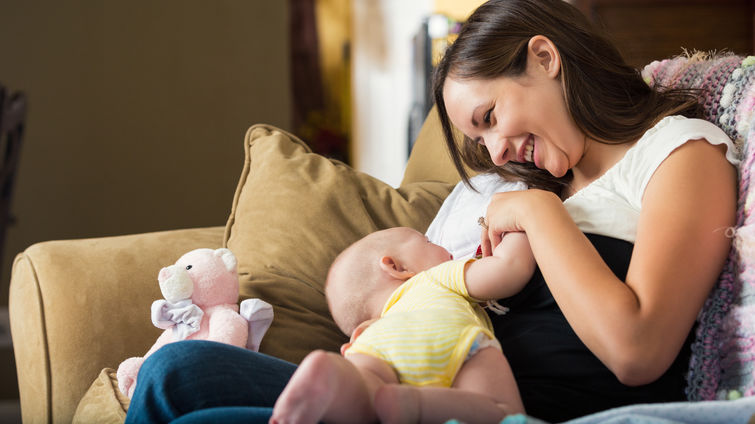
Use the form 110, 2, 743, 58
340, 319, 377, 356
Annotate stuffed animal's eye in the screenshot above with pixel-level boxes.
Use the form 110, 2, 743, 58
186, 265, 193, 270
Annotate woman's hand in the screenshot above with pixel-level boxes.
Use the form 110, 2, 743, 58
480, 189, 562, 256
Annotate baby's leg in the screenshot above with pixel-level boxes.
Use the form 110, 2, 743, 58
375, 347, 523, 424
270, 350, 397, 424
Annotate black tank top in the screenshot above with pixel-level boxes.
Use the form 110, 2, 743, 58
491, 234, 692, 422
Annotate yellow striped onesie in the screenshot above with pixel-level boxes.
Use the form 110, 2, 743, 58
344, 258, 496, 387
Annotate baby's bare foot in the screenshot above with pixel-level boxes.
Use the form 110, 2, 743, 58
270, 351, 336, 424
374, 384, 420, 424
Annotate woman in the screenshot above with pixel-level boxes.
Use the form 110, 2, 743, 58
434, 0, 737, 420
125, 1, 738, 422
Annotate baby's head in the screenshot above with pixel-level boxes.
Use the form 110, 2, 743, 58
325, 227, 452, 335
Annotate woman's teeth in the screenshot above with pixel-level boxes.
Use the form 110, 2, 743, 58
524, 138, 534, 162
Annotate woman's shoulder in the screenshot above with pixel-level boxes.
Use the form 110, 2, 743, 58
636, 115, 739, 166
603, 114, 737, 209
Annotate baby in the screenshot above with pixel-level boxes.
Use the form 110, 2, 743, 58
270, 226, 536, 424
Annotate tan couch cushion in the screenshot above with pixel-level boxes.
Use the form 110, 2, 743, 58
72, 368, 128, 424
224, 124, 453, 363
401, 106, 465, 187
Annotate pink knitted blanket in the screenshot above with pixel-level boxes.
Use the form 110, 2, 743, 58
642, 53, 755, 400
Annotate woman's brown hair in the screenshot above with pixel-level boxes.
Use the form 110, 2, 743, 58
432, 0, 701, 194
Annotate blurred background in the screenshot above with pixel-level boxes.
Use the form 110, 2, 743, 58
0, 0, 752, 421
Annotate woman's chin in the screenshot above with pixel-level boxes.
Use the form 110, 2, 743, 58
547, 165, 568, 178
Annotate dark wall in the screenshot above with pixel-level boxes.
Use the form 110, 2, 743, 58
0, 1, 292, 302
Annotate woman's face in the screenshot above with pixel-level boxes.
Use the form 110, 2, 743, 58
443, 68, 586, 178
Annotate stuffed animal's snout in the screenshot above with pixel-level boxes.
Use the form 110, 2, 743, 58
158, 265, 194, 303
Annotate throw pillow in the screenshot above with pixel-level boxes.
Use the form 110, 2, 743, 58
224, 124, 452, 363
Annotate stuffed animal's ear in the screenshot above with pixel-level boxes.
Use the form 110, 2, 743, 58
214, 248, 238, 272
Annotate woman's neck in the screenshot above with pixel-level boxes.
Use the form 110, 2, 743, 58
568, 138, 635, 195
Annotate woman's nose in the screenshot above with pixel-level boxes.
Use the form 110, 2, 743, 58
485, 137, 510, 166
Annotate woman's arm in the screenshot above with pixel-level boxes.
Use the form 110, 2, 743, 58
484, 139, 737, 386
465, 232, 536, 300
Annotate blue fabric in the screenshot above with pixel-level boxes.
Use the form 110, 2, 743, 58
563, 396, 755, 424
124, 340, 296, 424
445, 414, 548, 424
170, 407, 273, 424
454, 397, 755, 424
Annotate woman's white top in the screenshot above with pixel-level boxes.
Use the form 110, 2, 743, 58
563, 115, 739, 243
426, 173, 527, 259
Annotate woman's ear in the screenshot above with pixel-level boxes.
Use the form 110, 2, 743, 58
527, 35, 561, 79
379, 256, 415, 280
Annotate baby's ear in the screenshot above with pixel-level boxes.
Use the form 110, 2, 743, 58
379, 256, 415, 280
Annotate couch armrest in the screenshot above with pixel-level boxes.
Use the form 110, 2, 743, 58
9, 226, 225, 424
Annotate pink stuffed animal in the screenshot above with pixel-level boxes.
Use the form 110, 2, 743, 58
116, 248, 273, 398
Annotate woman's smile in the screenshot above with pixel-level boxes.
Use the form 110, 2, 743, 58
522, 134, 535, 163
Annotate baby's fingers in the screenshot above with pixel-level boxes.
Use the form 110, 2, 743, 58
480, 228, 493, 257
489, 228, 504, 252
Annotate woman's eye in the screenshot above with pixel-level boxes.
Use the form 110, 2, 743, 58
483, 109, 492, 124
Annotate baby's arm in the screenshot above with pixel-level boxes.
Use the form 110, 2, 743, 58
465, 232, 535, 300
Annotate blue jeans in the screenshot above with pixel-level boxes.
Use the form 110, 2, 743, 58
124, 340, 297, 424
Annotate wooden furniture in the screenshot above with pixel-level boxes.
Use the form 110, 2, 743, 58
572, 0, 754, 68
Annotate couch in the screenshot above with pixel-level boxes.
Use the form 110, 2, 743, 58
10, 54, 755, 424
